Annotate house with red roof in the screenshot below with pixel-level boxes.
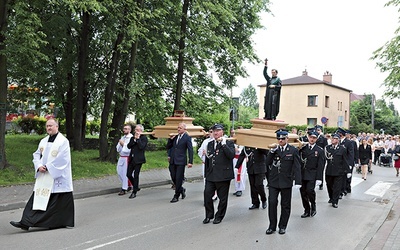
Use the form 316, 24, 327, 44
258, 70, 352, 128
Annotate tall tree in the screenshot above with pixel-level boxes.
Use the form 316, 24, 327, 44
371, 0, 400, 98
0, 0, 8, 169
240, 83, 258, 109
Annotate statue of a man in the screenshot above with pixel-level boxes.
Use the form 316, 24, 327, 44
263, 59, 282, 120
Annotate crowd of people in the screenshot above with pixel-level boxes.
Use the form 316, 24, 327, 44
9, 118, 400, 236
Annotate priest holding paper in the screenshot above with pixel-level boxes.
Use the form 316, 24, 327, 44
10, 118, 74, 230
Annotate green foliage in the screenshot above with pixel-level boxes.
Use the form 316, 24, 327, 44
349, 94, 400, 135
371, 0, 400, 99
240, 83, 259, 109
14, 116, 47, 134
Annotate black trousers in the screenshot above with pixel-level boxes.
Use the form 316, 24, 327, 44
248, 173, 266, 206
204, 180, 231, 220
374, 149, 382, 164
127, 163, 142, 192
326, 175, 343, 205
345, 166, 354, 192
169, 164, 185, 197
267, 186, 292, 230
300, 179, 316, 212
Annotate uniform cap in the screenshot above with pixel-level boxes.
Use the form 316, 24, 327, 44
211, 124, 224, 131
275, 129, 288, 139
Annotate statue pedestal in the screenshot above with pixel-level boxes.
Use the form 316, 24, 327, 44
235, 119, 300, 149
153, 116, 205, 138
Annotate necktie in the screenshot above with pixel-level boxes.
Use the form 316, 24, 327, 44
176, 135, 181, 144
309, 145, 312, 150
280, 146, 284, 152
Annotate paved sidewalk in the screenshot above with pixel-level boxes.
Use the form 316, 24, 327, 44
0, 164, 203, 212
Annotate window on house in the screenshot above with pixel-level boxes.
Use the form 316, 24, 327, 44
325, 96, 329, 108
345, 110, 347, 121
307, 118, 317, 126
338, 116, 344, 127
308, 95, 318, 106
340, 102, 342, 111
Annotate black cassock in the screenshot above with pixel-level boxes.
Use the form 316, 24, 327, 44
263, 66, 282, 120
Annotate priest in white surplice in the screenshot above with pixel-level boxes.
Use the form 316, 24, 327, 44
10, 118, 74, 230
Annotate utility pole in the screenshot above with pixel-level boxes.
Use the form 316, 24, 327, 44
371, 94, 375, 130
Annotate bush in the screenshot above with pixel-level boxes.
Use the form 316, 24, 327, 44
14, 116, 47, 134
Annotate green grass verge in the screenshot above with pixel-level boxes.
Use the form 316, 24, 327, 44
1, 135, 201, 186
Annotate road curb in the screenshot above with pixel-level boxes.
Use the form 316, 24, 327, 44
0, 176, 203, 212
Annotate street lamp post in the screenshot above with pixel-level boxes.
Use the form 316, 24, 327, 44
371, 94, 375, 130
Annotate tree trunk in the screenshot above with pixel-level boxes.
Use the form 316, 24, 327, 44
173, 0, 190, 114
0, 0, 9, 169
106, 41, 139, 162
99, 32, 124, 160
63, 73, 74, 140
73, 11, 90, 151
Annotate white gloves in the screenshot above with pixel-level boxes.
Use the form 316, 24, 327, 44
294, 185, 301, 189
221, 137, 226, 145
347, 173, 352, 178
315, 180, 322, 186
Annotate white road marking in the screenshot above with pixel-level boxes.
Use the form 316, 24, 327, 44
364, 181, 393, 197
351, 176, 364, 187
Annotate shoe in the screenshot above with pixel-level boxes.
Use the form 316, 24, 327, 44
127, 186, 132, 192
129, 192, 136, 199
171, 184, 176, 190
10, 221, 28, 230
262, 201, 267, 209
311, 210, 317, 217
213, 218, 222, 224
170, 197, 179, 203
364, 178, 366, 181
233, 191, 238, 196
212, 195, 218, 201
266, 229, 275, 235
118, 190, 126, 195
236, 191, 242, 197
301, 212, 310, 218
278, 228, 286, 234
397, 173, 399, 177
249, 204, 259, 210
203, 218, 211, 224
339, 194, 343, 199
328, 199, 332, 203
332, 203, 338, 208
181, 188, 186, 199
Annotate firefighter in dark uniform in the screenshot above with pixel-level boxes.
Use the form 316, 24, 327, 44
315, 125, 328, 190
337, 128, 354, 198
203, 124, 235, 225
325, 133, 349, 208
265, 129, 301, 235
299, 129, 325, 218
236, 147, 268, 210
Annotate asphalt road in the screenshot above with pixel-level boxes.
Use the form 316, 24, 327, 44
1, 165, 399, 250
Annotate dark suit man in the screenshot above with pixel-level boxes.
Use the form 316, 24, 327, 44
203, 124, 235, 225
299, 129, 324, 218
265, 129, 301, 235
236, 147, 268, 210
325, 133, 349, 208
337, 128, 354, 197
315, 125, 328, 190
127, 124, 148, 199
166, 123, 193, 203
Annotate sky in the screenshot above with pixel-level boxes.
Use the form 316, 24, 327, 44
234, 0, 399, 107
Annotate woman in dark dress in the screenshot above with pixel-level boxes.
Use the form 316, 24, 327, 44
358, 139, 372, 180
